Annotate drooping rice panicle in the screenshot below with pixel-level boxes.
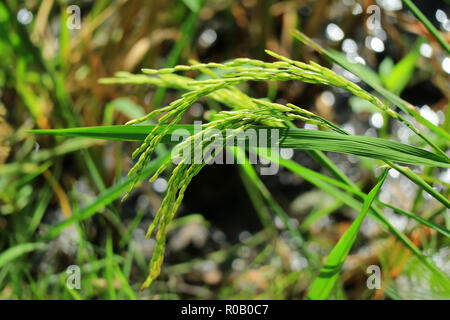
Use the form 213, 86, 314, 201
135, 100, 335, 289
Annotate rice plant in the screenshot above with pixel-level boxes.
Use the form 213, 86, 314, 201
3, 0, 450, 301
33, 30, 450, 296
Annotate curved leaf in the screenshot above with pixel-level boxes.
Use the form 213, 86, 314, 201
29, 125, 450, 168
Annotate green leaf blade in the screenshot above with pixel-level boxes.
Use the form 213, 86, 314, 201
307, 169, 389, 300
29, 125, 450, 168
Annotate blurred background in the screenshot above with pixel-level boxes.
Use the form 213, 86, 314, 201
0, 0, 449, 299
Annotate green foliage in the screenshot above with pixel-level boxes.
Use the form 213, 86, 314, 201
31, 125, 450, 168
35, 45, 450, 291
0, 243, 47, 269
307, 169, 388, 300
6, 0, 448, 299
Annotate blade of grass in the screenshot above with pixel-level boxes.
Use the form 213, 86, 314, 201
382, 37, 423, 94
388, 162, 450, 209
300, 200, 343, 231
28, 125, 450, 168
401, 0, 450, 54
119, 209, 147, 249
379, 202, 450, 237
307, 169, 387, 300
103, 97, 147, 125
0, 242, 47, 268
233, 146, 317, 265
237, 160, 274, 230
105, 231, 117, 300
29, 138, 103, 163
113, 264, 136, 300
28, 184, 53, 235
66, 287, 82, 300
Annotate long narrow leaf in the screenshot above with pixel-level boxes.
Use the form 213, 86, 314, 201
29, 125, 450, 168
0, 243, 47, 268
401, 0, 450, 54
307, 169, 389, 300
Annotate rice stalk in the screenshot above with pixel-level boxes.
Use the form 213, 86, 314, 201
95, 47, 450, 289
